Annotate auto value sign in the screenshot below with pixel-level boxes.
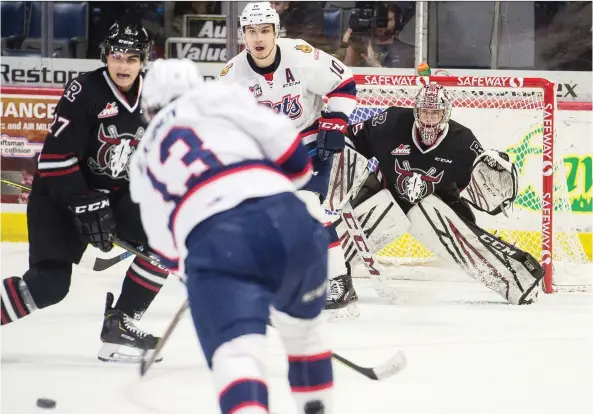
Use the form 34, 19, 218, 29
167, 14, 241, 63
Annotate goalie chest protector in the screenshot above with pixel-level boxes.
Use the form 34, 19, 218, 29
347, 107, 484, 213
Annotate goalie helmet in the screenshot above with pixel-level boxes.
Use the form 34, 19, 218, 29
413, 84, 453, 146
141, 58, 203, 122
101, 21, 151, 64
239, 2, 280, 50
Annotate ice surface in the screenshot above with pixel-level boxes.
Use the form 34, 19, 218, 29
2, 242, 592, 414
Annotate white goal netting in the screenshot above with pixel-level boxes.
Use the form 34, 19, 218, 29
347, 75, 591, 292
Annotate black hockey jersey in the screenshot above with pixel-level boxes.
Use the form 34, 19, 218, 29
346, 107, 484, 214
34, 67, 146, 206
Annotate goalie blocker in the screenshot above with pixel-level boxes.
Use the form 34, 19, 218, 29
326, 149, 544, 305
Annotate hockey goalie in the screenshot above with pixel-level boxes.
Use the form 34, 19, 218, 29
326, 83, 544, 305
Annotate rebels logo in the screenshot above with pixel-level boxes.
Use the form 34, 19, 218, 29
394, 159, 444, 203
88, 124, 144, 180
259, 94, 303, 120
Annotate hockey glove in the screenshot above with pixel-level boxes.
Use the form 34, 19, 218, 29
464, 149, 519, 217
69, 193, 116, 252
316, 111, 349, 161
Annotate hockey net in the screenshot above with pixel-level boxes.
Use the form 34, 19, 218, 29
349, 75, 591, 293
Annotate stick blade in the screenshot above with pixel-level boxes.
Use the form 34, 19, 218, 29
371, 350, 407, 380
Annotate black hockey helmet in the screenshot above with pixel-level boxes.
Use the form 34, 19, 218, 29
100, 21, 151, 64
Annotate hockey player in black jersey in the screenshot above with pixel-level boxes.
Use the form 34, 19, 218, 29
327, 83, 544, 306
0, 21, 171, 362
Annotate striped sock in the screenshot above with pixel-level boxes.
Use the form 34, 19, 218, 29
288, 351, 333, 409
115, 256, 169, 319
219, 378, 269, 414
1, 277, 33, 325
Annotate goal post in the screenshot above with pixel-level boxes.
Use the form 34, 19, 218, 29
349, 74, 590, 293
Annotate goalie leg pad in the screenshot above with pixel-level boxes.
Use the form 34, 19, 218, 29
333, 189, 410, 265
408, 195, 544, 305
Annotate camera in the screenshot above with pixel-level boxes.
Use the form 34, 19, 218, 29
348, 4, 390, 34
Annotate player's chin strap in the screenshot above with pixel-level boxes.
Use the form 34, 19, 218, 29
463, 149, 519, 217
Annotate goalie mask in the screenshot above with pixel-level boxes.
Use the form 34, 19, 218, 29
413, 84, 452, 146
240, 2, 280, 54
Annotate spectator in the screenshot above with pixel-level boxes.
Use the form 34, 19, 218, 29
18, 168, 34, 204
536, 1, 592, 71
270, 2, 326, 48
343, 3, 415, 68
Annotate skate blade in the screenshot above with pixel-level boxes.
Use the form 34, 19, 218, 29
324, 302, 360, 323
98, 343, 163, 364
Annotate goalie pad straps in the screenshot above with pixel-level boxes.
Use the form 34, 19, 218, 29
408, 195, 544, 305
464, 149, 519, 217
332, 189, 410, 266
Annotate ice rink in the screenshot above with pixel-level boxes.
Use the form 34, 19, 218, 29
2, 242, 592, 414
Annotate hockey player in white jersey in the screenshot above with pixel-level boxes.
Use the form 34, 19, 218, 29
131, 59, 333, 414
219, 2, 359, 317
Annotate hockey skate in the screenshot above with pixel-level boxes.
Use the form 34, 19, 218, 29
98, 292, 162, 363
324, 270, 360, 322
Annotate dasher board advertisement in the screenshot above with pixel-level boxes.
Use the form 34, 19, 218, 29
0, 88, 61, 206
1, 57, 591, 102
0, 57, 224, 86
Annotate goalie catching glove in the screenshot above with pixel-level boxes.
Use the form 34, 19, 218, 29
464, 149, 519, 217
316, 111, 349, 161
68, 193, 116, 252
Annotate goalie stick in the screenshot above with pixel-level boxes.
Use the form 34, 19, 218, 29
328, 154, 398, 303
118, 241, 407, 381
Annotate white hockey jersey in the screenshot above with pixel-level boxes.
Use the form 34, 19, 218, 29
219, 38, 357, 146
129, 81, 313, 272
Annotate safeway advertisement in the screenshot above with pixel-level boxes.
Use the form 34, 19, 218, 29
2, 57, 592, 102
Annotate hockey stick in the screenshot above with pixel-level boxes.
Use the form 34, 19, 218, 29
139, 298, 189, 377
130, 246, 406, 381
332, 349, 407, 380
340, 201, 397, 303
0, 178, 148, 271
1, 178, 32, 191
328, 155, 397, 302
92, 250, 134, 271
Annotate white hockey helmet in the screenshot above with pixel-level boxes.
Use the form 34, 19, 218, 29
142, 58, 203, 122
240, 2, 280, 47
413, 83, 453, 146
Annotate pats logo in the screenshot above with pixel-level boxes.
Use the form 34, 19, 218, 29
259, 94, 303, 120
219, 63, 233, 77
88, 124, 144, 179
249, 84, 263, 98
295, 44, 312, 53
394, 159, 444, 203
98, 102, 118, 118
391, 144, 411, 155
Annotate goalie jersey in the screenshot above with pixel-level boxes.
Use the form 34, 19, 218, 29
218, 38, 357, 145
347, 107, 484, 215
129, 81, 312, 271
